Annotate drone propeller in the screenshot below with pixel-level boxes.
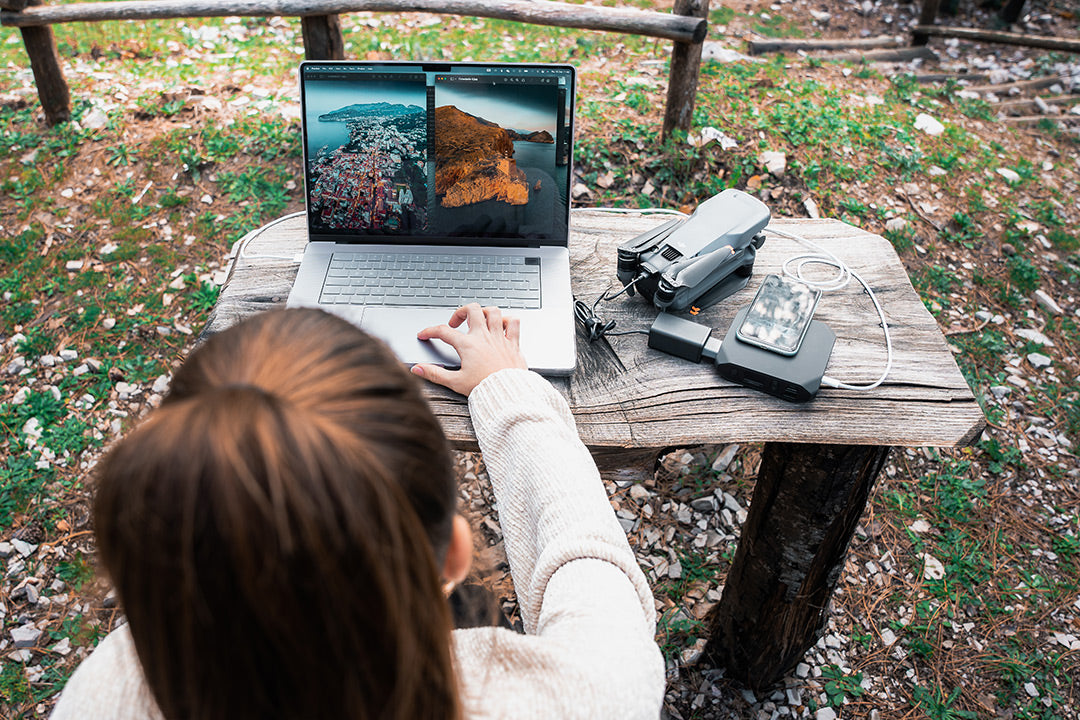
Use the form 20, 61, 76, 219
664, 245, 736, 290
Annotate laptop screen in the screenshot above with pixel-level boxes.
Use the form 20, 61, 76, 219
300, 62, 575, 246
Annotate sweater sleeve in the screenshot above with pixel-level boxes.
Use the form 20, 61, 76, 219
467, 368, 657, 637
49, 624, 163, 720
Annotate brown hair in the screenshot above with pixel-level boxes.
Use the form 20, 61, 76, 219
94, 309, 460, 720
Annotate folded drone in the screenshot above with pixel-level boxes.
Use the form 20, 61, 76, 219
616, 189, 771, 312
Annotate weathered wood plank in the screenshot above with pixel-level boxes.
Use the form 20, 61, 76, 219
206, 211, 985, 451
661, 0, 709, 142
0, 0, 707, 43
748, 35, 902, 55
911, 24, 1080, 54
822, 45, 937, 63
961, 75, 1062, 95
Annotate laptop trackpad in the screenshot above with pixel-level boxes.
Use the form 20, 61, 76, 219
361, 308, 462, 367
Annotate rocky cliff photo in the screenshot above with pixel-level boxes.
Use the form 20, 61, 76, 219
434, 105, 534, 208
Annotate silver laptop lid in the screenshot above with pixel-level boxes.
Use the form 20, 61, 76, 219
299, 61, 575, 248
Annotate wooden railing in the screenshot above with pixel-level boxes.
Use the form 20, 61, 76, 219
1, 0, 709, 139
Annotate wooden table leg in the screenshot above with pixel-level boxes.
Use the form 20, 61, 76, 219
703, 442, 890, 691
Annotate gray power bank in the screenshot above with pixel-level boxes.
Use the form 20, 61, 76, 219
714, 307, 835, 402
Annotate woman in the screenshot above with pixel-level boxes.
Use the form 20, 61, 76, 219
52, 304, 664, 719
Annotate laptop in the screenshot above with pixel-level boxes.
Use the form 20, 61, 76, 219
287, 61, 577, 375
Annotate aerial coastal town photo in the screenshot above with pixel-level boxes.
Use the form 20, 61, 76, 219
304, 78, 428, 235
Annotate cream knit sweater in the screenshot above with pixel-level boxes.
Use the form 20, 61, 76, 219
51, 369, 665, 719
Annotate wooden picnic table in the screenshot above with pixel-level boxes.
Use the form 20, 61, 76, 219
206, 209, 985, 690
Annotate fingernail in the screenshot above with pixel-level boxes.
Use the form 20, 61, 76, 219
410, 365, 424, 376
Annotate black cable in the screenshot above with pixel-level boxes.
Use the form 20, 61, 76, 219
573, 279, 650, 342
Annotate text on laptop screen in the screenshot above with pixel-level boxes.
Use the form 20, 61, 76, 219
301, 63, 574, 244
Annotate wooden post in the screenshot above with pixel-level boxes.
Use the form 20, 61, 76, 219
912, 0, 939, 46
999, 0, 1026, 24
18, 0, 70, 125
301, 14, 345, 60
703, 442, 890, 691
661, 0, 709, 143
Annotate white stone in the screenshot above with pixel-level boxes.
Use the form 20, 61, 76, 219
1024, 682, 1038, 697
1033, 289, 1063, 315
920, 552, 945, 580
1027, 353, 1052, 369
11, 538, 36, 558
102, 318, 116, 330
65, 260, 84, 271
701, 43, 753, 64
928, 165, 948, 177
759, 150, 787, 177
711, 444, 740, 472
914, 113, 944, 136
59, 349, 77, 362
82, 106, 109, 130
803, 198, 820, 219
1015, 328, 1053, 346
885, 217, 909, 233
10, 624, 41, 649
815, 708, 838, 720
909, 519, 931, 533
21, 417, 42, 441
997, 168, 1021, 183
51, 637, 72, 656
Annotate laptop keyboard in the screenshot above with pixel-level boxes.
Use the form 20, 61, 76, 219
320, 252, 542, 309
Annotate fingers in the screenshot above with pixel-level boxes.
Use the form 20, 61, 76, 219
410, 364, 463, 393
505, 316, 521, 345
484, 305, 503, 333
445, 304, 474, 330
463, 303, 486, 331
416, 323, 466, 351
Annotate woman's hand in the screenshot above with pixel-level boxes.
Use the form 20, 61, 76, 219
412, 304, 528, 397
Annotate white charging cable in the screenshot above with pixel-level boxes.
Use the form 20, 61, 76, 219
572, 206, 689, 217
767, 226, 893, 391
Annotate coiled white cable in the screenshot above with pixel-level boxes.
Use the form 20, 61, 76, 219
767, 226, 893, 391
